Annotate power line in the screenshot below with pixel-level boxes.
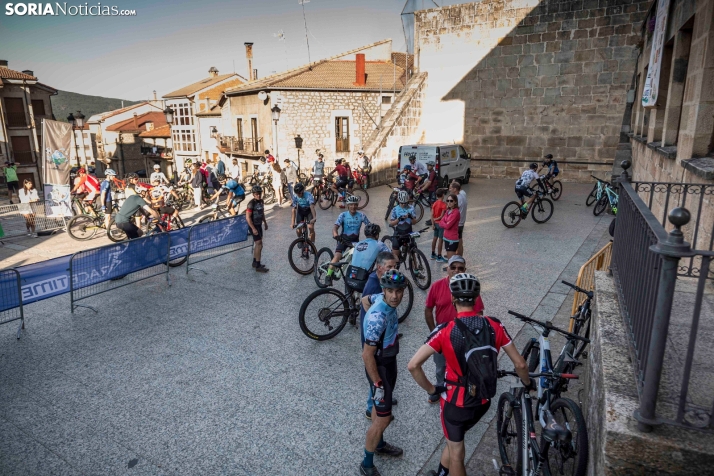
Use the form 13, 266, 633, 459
298, 0, 312, 68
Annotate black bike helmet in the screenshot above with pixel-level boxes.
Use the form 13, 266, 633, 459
380, 269, 407, 289
529, 162, 538, 170
293, 183, 305, 194
364, 223, 381, 238
217, 174, 227, 181
251, 185, 263, 194
544, 154, 553, 160
449, 273, 481, 302
125, 172, 138, 180
260, 157, 266, 163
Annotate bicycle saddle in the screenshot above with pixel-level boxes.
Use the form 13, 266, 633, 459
541, 409, 571, 442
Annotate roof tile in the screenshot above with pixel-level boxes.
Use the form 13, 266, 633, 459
106, 112, 168, 133
0, 67, 37, 81
163, 73, 246, 99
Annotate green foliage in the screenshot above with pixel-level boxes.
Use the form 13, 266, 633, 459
51, 90, 141, 122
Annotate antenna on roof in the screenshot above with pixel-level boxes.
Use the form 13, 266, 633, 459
274, 29, 289, 71
298, 0, 312, 70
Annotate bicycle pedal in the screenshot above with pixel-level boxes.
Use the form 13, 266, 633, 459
581, 351, 588, 359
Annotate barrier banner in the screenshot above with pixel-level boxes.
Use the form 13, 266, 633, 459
187, 215, 249, 255
12, 255, 72, 309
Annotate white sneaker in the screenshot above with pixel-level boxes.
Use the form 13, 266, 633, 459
32, 233, 38, 238
27, 232, 32, 236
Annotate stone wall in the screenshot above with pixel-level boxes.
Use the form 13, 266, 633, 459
414, 0, 649, 181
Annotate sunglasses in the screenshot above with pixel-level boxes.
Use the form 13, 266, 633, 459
449, 266, 465, 271
446, 199, 456, 203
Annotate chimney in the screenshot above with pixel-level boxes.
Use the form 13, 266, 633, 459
208, 66, 219, 78
245, 42, 254, 81
133, 113, 138, 131
22, 70, 34, 76
153, 90, 157, 100
0, 60, 7, 67
253, 69, 258, 80
355, 53, 366, 86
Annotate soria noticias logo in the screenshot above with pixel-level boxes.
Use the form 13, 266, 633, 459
5, 3, 137, 16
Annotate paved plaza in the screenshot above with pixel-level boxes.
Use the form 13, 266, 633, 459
0, 179, 611, 475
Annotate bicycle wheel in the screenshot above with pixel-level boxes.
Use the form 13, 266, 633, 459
593, 195, 608, 216
67, 214, 99, 241
585, 184, 598, 207
351, 188, 369, 209
384, 196, 395, 221
550, 180, 563, 201
501, 201, 523, 228
496, 392, 523, 474
288, 238, 317, 275
531, 197, 554, 224
409, 248, 431, 290
412, 201, 424, 224
521, 338, 541, 373
198, 214, 217, 224
381, 235, 394, 249
263, 185, 276, 204
106, 218, 127, 243
397, 277, 414, 323
318, 189, 334, 210
313, 247, 334, 288
298, 288, 350, 340
548, 398, 589, 476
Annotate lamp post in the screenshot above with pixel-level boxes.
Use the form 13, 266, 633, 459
294, 134, 303, 172
163, 105, 175, 174
75, 111, 85, 165
271, 105, 281, 159
67, 112, 80, 167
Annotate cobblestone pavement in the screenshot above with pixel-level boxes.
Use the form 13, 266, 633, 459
0, 179, 611, 475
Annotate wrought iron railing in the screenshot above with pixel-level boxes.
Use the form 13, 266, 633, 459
219, 136, 262, 154
5, 112, 27, 127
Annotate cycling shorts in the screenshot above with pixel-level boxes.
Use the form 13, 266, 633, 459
515, 185, 533, 200
249, 224, 263, 241
336, 233, 359, 253
231, 195, 245, 208
336, 178, 349, 189
444, 239, 459, 252
116, 221, 142, 240
458, 225, 464, 239
440, 399, 491, 442
296, 210, 314, 224
546, 171, 559, 179
366, 359, 398, 418
158, 206, 175, 216
392, 233, 411, 250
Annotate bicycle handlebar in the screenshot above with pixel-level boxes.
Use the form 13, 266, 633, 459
590, 175, 610, 184
507, 310, 590, 343
561, 280, 594, 299
497, 370, 579, 380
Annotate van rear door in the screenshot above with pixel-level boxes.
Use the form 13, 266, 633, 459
400, 145, 438, 171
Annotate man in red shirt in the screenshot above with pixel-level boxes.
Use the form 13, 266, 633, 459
424, 255, 484, 403
408, 273, 532, 476
328, 158, 350, 208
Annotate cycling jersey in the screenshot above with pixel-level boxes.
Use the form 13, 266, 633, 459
313, 161, 325, 177
222, 179, 245, 196
150, 171, 169, 184
363, 293, 399, 360
291, 191, 315, 214
545, 160, 559, 175
334, 164, 349, 178
350, 238, 391, 270
335, 211, 370, 236
516, 169, 539, 188
410, 161, 428, 176
390, 204, 415, 234
246, 198, 265, 226
100, 179, 115, 203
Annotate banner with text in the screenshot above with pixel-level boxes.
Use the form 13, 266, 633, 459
641, 0, 671, 108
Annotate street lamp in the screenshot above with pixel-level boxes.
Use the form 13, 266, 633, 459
271, 105, 281, 159
163, 105, 175, 176
163, 106, 174, 124
67, 112, 80, 167
210, 126, 218, 138
294, 134, 303, 171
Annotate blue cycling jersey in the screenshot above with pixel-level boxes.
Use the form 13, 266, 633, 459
350, 238, 391, 270
292, 191, 315, 212
335, 211, 370, 236
548, 161, 559, 174
363, 293, 399, 358
390, 204, 415, 232
222, 180, 245, 195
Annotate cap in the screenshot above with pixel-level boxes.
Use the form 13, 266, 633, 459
447, 255, 466, 266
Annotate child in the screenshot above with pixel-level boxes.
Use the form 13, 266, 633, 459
430, 189, 447, 262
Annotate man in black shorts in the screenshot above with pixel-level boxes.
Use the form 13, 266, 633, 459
246, 185, 269, 273
408, 273, 532, 476
114, 184, 159, 239
290, 182, 316, 243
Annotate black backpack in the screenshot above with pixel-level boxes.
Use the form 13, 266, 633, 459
446, 317, 499, 406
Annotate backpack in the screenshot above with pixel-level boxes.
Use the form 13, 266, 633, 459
446, 317, 499, 406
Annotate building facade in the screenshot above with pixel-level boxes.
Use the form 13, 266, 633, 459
0, 60, 57, 186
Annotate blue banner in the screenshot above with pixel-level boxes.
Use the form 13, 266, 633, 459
186, 215, 249, 255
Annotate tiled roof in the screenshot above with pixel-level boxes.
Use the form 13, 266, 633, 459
196, 103, 222, 117
88, 102, 160, 123
106, 112, 168, 133
0, 67, 37, 81
138, 124, 171, 138
163, 73, 247, 99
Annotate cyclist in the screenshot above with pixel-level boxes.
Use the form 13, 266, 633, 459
70, 167, 100, 211
326, 195, 370, 286
515, 162, 540, 214
114, 184, 160, 239
328, 158, 351, 208
349, 224, 390, 283
100, 169, 122, 229
246, 185, 269, 273
257, 157, 271, 179
408, 155, 428, 181
540, 153, 559, 186
149, 182, 179, 221
359, 269, 408, 476
408, 273, 533, 476
400, 164, 422, 194
388, 190, 416, 262
356, 150, 371, 188
313, 153, 325, 185
417, 161, 438, 202
290, 182, 316, 243
150, 164, 169, 184
210, 174, 246, 216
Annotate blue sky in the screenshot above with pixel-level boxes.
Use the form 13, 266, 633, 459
0, 0, 453, 100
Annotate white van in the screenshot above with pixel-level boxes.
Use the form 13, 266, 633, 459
398, 144, 471, 187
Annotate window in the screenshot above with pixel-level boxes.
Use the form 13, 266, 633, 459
382, 96, 392, 104
173, 101, 194, 126
335, 117, 350, 152
31, 99, 45, 116
236, 118, 243, 139
4, 98, 26, 127
11, 136, 33, 163
251, 118, 258, 152
172, 128, 196, 152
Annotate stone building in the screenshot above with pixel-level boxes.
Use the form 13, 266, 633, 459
412, 0, 650, 181
220, 40, 409, 182
103, 111, 170, 176
0, 60, 57, 186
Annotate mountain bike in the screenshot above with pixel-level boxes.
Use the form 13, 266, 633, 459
380, 227, 431, 290
66, 209, 109, 241
198, 203, 237, 224
317, 176, 369, 210
501, 181, 554, 228
585, 176, 610, 207
384, 186, 426, 224
542, 176, 563, 201
498, 310, 589, 476
244, 173, 276, 204
593, 183, 618, 217
288, 220, 317, 275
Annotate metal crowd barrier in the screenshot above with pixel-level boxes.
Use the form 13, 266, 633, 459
0, 200, 68, 240
0, 269, 24, 339
69, 232, 171, 313
186, 215, 252, 274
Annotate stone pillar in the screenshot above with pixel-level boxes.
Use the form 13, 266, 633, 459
661, 29, 692, 146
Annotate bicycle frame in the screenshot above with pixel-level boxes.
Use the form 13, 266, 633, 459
604, 186, 619, 214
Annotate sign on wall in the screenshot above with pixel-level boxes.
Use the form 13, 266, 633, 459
641, 0, 671, 108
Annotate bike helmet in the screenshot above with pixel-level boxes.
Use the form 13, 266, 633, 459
544, 154, 553, 160
260, 157, 266, 163
426, 161, 435, 167
403, 164, 412, 171
409, 155, 416, 161
105, 169, 117, 176
217, 174, 227, 182
364, 223, 381, 238
345, 195, 360, 205
449, 273, 481, 302
251, 185, 263, 194
153, 164, 161, 170
125, 172, 138, 180
397, 190, 410, 204
380, 269, 407, 289
293, 183, 305, 194
529, 162, 538, 170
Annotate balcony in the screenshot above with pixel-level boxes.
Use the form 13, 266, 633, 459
6, 112, 27, 128
219, 136, 263, 155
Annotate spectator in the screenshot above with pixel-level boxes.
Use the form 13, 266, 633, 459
228, 158, 241, 181
313, 153, 325, 184
215, 155, 226, 176
424, 255, 485, 403
190, 162, 204, 208
430, 189, 447, 262
3, 161, 18, 204
18, 178, 39, 237
440, 193, 461, 267
449, 181, 468, 256
283, 158, 298, 200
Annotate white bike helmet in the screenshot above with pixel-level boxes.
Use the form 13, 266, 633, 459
449, 273, 481, 302
153, 164, 161, 170
397, 190, 410, 204
105, 169, 117, 176
346, 195, 360, 205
